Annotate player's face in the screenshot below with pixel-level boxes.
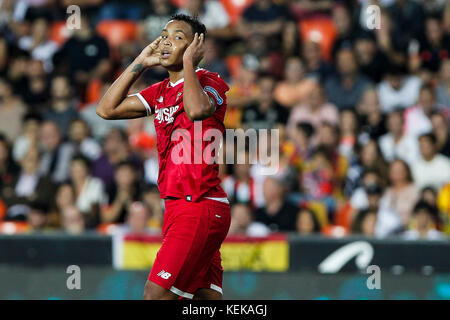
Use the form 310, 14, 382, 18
159, 20, 194, 68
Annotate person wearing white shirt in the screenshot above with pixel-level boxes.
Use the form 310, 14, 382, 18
378, 109, 421, 165
403, 85, 437, 138
412, 133, 450, 191
377, 66, 422, 113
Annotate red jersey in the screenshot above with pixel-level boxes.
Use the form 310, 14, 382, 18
136, 68, 229, 202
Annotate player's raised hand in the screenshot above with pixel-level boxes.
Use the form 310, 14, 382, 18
137, 36, 162, 68
183, 33, 205, 66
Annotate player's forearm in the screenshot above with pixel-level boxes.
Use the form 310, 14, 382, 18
182, 61, 214, 121
96, 58, 145, 118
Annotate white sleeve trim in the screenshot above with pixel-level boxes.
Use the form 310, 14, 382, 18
170, 286, 194, 299
129, 93, 152, 116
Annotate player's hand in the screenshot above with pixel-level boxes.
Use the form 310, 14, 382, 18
183, 33, 205, 66
137, 36, 163, 68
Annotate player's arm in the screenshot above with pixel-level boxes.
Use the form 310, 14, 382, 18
96, 37, 162, 120
182, 33, 216, 121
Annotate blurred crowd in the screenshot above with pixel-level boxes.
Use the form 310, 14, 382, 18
0, 0, 450, 240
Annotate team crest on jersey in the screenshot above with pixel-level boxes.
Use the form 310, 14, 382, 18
155, 105, 180, 124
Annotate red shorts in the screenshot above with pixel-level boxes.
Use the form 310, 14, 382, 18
148, 198, 231, 299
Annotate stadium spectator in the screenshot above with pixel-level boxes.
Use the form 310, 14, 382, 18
12, 113, 41, 162
119, 201, 159, 235
21, 59, 50, 110
140, 184, 163, 230
357, 87, 387, 142
345, 140, 388, 197
379, 159, 420, 227
350, 169, 383, 212
273, 56, 317, 108
38, 121, 74, 183
91, 128, 142, 190
229, 203, 270, 237
377, 63, 422, 113
353, 32, 389, 83
378, 109, 421, 165
68, 118, 101, 161
69, 154, 106, 227
47, 182, 76, 229
80, 81, 128, 140
1, 148, 55, 221
412, 133, 450, 191
302, 40, 332, 81
138, 0, 177, 44
241, 75, 289, 130
101, 161, 139, 224
403, 85, 437, 138
26, 201, 49, 232
324, 48, 372, 110
222, 150, 258, 208
17, 17, 57, 73
200, 38, 230, 83
287, 83, 338, 142
295, 207, 321, 235
42, 74, 79, 134
0, 135, 19, 190
338, 108, 359, 160
254, 177, 298, 232
0, 77, 26, 143
412, 15, 450, 73
435, 58, 450, 108
238, 0, 285, 42
403, 200, 444, 240
97, 0, 143, 21
61, 205, 85, 235
177, 0, 232, 39
431, 113, 450, 158
331, 4, 358, 60
352, 208, 377, 237
55, 15, 111, 94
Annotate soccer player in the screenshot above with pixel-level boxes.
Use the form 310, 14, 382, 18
96, 14, 231, 300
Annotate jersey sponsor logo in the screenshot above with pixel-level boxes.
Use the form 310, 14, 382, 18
155, 105, 180, 124
157, 270, 172, 279
204, 86, 223, 105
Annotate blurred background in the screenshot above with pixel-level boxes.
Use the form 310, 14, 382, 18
0, 0, 449, 300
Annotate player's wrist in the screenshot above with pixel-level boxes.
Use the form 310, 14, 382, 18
183, 58, 194, 68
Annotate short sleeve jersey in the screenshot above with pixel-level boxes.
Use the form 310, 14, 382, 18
135, 68, 229, 202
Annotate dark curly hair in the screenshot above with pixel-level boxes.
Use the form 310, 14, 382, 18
170, 13, 207, 38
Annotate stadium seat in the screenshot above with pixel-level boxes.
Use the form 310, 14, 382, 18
170, 0, 187, 8
220, 0, 255, 25
322, 225, 348, 238
298, 17, 337, 62
97, 223, 120, 235
225, 55, 242, 79
49, 21, 72, 46
96, 20, 138, 48
0, 221, 30, 235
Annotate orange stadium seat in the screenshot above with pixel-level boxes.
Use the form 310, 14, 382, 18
220, 0, 255, 25
170, 0, 187, 8
49, 21, 72, 46
96, 20, 138, 48
0, 221, 30, 234
298, 17, 337, 62
225, 55, 242, 79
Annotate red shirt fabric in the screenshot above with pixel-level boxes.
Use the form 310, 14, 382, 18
137, 68, 229, 202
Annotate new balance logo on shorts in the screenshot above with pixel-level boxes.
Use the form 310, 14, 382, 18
157, 270, 172, 280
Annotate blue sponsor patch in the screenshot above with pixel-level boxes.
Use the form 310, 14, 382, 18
204, 86, 224, 105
